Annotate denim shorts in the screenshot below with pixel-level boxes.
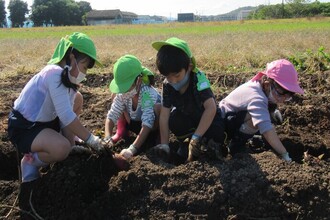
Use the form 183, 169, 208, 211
7, 110, 60, 154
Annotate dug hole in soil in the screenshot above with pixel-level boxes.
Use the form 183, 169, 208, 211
0, 71, 329, 219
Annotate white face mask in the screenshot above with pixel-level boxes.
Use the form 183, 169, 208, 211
121, 87, 137, 99
69, 72, 86, 85
68, 60, 86, 85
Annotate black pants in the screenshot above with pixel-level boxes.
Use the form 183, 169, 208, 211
169, 108, 226, 144
224, 111, 248, 140
127, 120, 159, 150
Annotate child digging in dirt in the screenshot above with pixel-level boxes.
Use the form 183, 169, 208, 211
151, 37, 226, 162
219, 59, 304, 162
7, 32, 105, 183
104, 54, 161, 159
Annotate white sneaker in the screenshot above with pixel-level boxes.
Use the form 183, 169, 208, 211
21, 154, 40, 183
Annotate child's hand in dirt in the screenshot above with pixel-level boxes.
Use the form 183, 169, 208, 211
113, 153, 129, 171
151, 144, 170, 161
187, 138, 202, 162
281, 152, 292, 162
102, 135, 115, 146
120, 144, 138, 159
86, 134, 103, 151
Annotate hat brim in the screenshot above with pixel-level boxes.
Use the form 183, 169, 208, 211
152, 41, 171, 51
94, 59, 103, 67
251, 72, 304, 94
75, 48, 103, 67
152, 41, 198, 72
276, 81, 304, 95
251, 72, 265, 81
48, 38, 72, 65
48, 38, 103, 67
109, 78, 135, 94
142, 66, 154, 76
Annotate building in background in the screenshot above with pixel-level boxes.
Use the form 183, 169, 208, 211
133, 15, 166, 24
86, 9, 137, 25
177, 13, 195, 22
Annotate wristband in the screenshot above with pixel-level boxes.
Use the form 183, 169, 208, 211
281, 151, 292, 162
128, 144, 138, 155
85, 133, 92, 143
192, 134, 201, 140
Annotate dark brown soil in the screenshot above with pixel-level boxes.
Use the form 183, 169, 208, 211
0, 71, 329, 220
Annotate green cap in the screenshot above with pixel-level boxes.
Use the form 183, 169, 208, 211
141, 66, 154, 85
142, 66, 154, 76
48, 32, 102, 67
152, 37, 198, 72
109, 55, 144, 93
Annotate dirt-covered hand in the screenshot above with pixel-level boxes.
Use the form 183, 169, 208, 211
187, 138, 202, 162
152, 144, 170, 161
102, 135, 115, 146
113, 153, 129, 171
103, 136, 112, 143
86, 134, 103, 151
153, 144, 170, 154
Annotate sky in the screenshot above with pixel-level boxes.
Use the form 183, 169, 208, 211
81, 0, 285, 17
10, 0, 330, 18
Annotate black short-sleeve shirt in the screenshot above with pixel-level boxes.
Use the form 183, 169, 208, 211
162, 71, 214, 121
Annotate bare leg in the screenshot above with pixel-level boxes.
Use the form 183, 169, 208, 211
31, 128, 71, 163
21, 128, 71, 182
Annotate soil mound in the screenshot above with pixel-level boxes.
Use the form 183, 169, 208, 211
0, 72, 329, 219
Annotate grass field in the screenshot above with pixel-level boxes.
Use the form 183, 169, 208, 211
0, 17, 329, 77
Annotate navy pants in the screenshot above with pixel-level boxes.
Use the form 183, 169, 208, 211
7, 110, 60, 153
169, 108, 226, 144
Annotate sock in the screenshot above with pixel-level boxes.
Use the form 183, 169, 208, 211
31, 152, 48, 167
21, 153, 40, 183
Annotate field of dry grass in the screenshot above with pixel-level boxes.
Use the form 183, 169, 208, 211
0, 17, 329, 78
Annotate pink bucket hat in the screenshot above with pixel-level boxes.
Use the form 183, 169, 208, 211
251, 59, 304, 94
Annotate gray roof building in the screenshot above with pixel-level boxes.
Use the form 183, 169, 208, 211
86, 10, 138, 25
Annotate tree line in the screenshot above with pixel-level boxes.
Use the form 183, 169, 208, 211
0, 0, 92, 27
249, 0, 330, 19
1, 0, 330, 28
